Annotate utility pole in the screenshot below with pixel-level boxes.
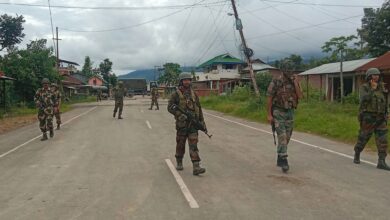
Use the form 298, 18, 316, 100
53, 27, 61, 73
230, 0, 260, 96
340, 49, 344, 103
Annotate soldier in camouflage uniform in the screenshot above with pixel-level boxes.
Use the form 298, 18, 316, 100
354, 68, 390, 171
266, 61, 303, 172
51, 83, 62, 130
149, 83, 159, 110
113, 81, 126, 119
34, 78, 56, 141
168, 73, 207, 175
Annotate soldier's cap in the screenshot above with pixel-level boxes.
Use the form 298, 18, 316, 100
42, 78, 50, 84
51, 83, 58, 87
366, 68, 380, 76
118, 81, 124, 84
179, 73, 192, 81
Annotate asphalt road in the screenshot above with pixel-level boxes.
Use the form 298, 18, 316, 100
0, 97, 389, 220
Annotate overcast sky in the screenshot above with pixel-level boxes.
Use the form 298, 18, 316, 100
0, 0, 385, 75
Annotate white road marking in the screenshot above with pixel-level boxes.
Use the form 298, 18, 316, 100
165, 159, 199, 209
146, 120, 152, 129
204, 112, 377, 166
0, 106, 97, 159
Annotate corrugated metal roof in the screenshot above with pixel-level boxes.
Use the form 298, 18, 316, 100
299, 58, 375, 75
198, 53, 245, 68
356, 51, 390, 72
243, 63, 277, 71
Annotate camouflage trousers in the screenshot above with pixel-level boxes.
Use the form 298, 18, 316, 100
273, 107, 294, 157
113, 100, 123, 116
150, 98, 159, 109
38, 109, 53, 133
354, 112, 388, 158
175, 128, 201, 162
54, 107, 61, 125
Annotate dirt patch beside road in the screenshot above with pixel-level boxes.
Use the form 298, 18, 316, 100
0, 115, 37, 135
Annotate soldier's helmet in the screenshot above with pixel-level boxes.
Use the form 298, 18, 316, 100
42, 78, 50, 84
118, 81, 124, 87
51, 83, 58, 87
365, 68, 380, 80
179, 73, 192, 81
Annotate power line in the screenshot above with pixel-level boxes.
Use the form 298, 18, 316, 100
208, 6, 229, 53
258, 0, 381, 8
59, 0, 213, 32
0, 1, 228, 10
245, 14, 363, 40
240, 5, 320, 50
47, 0, 56, 53
173, 0, 199, 50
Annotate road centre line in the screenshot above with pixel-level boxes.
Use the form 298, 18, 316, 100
204, 112, 377, 166
0, 106, 97, 159
146, 120, 152, 129
165, 159, 199, 209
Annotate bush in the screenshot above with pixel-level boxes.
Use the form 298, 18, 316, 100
231, 85, 252, 101
255, 71, 273, 94
342, 92, 359, 105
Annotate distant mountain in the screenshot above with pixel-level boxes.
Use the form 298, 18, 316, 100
118, 66, 203, 82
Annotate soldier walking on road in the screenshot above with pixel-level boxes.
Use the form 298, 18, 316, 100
34, 78, 56, 141
266, 61, 303, 172
149, 83, 159, 110
113, 81, 126, 119
354, 68, 390, 171
168, 73, 207, 175
97, 89, 102, 102
51, 83, 62, 130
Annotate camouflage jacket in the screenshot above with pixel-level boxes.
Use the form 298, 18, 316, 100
266, 75, 299, 110
113, 86, 126, 101
359, 82, 388, 114
168, 87, 205, 129
34, 88, 55, 110
52, 89, 61, 107
151, 87, 159, 99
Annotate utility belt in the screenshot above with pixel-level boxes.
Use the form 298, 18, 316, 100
272, 105, 293, 112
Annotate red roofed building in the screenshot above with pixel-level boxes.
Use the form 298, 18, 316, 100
356, 51, 390, 90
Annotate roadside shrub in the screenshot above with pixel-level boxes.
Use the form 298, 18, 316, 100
255, 71, 273, 94
342, 92, 359, 105
231, 85, 252, 101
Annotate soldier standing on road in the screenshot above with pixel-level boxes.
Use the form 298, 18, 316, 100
168, 73, 207, 175
149, 83, 159, 110
266, 61, 303, 172
97, 89, 102, 102
353, 68, 390, 171
51, 83, 62, 130
113, 81, 126, 119
34, 78, 56, 141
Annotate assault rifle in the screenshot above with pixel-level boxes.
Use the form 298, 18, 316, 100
171, 104, 212, 139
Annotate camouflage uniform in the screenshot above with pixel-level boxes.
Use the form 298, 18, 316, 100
267, 73, 300, 172
168, 74, 207, 175
354, 68, 390, 170
51, 84, 62, 129
149, 87, 159, 110
97, 90, 102, 102
113, 83, 126, 119
34, 83, 55, 140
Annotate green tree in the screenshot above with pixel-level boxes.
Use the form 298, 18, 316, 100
0, 14, 25, 51
358, 1, 390, 57
1, 39, 57, 104
99, 58, 113, 84
81, 56, 93, 78
158, 63, 181, 86
321, 35, 358, 102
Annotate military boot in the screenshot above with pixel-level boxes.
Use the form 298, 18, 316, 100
113, 111, 116, 118
148, 106, 153, 110
56, 124, 61, 130
377, 158, 390, 171
353, 151, 360, 164
41, 133, 48, 141
49, 129, 54, 138
193, 161, 206, 175
176, 159, 183, 171
118, 115, 123, 119
280, 157, 289, 173
277, 155, 282, 167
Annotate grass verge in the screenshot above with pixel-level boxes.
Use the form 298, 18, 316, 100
201, 94, 379, 151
